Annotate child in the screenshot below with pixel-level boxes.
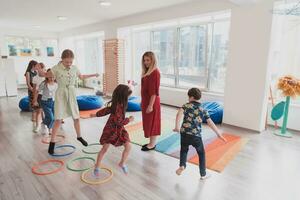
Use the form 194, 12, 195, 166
91, 84, 134, 175
39, 69, 57, 135
32, 63, 46, 133
173, 88, 227, 180
38, 49, 99, 154
24, 60, 38, 122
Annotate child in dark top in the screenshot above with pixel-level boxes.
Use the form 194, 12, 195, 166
173, 88, 227, 180
91, 84, 134, 175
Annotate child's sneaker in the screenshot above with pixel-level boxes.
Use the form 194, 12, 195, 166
93, 168, 101, 178
176, 166, 185, 176
33, 124, 40, 133
40, 123, 49, 135
200, 173, 211, 180
120, 165, 129, 174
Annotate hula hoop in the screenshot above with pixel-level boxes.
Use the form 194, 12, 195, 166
82, 143, 101, 154
32, 159, 64, 176
66, 156, 95, 172
81, 167, 113, 185
41, 135, 65, 144
51, 144, 76, 157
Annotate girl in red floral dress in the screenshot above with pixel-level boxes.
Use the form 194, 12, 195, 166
91, 84, 134, 175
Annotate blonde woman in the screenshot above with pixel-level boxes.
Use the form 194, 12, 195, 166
141, 51, 161, 151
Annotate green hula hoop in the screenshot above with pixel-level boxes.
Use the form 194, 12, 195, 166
66, 156, 96, 172
82, 143, 101, 154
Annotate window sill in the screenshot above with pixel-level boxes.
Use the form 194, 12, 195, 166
160, 86, 224, 98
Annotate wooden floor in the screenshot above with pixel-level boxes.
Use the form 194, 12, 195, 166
1, 89, 300, 200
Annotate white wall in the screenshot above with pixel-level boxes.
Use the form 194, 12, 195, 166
0, 28, 59, 86
59, 0, 276, 132
223, 0, 274, 132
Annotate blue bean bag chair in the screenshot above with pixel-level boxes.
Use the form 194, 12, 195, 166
127, 96, 141, 112
202, 102, 223, 124
77, 95, 104, 111
19, 96, 30, 112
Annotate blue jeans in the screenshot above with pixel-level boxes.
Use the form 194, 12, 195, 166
41, 99, 54, 129
180, 134, 206, 176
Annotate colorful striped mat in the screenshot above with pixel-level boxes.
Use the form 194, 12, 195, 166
125, 121, 248, 172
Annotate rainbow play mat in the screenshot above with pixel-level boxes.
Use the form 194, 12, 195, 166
125, 121, 248, 172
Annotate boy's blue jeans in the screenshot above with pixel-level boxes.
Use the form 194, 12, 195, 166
180, 134, 206, 176
41, 99, 54, 129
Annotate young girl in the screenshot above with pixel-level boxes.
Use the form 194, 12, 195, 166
173, 88, 226, 179
91, 84, 134, 175
39, 69, 57, 135
32, 63, 46, 133
38, 49, 99, 154
24, 60, 38, 122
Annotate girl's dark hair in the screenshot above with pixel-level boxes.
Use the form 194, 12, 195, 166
45, 69, 52, 82
39, 62, 45, 69
106, 84, 132, 114
61, 49, 74, 59
188, 88, 202, 100
24, 60, 38, 76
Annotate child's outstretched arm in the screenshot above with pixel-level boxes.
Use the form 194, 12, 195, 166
78, 73, 99, 80
207, 118, 227, 142
173, 108, 184, 132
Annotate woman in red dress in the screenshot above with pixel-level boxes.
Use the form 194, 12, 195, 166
141, 51, 161, 151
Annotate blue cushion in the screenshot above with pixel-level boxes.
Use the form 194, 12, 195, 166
202, 102, 223, 124
77, 95, 104, 111
127, 96, 141, 112
19, 96, 30, 112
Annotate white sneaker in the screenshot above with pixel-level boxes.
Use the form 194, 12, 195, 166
40, 123, 49, 135
33, 125, 40, 133
200, 173, 211, 180
32, 123, 36, 132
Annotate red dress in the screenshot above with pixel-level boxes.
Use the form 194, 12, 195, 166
96, 104, 130, 147
141, 68, 161, 138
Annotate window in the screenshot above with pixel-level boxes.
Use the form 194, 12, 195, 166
132, 31, 150, 82
178, 25, 208, 88
269, 1, 300, 105
121, 11, 231, 93
152, 29, 176, 86
75, 37, 103, 75
209, 21, 230, 93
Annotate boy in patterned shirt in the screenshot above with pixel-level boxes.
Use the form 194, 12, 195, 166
173, 88, 226, 179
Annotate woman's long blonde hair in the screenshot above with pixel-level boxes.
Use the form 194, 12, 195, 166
141, 51, 157, 77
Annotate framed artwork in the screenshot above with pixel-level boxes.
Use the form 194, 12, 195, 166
47, 47, 54, 57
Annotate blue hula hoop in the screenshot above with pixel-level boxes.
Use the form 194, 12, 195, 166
51, 144, 76, 157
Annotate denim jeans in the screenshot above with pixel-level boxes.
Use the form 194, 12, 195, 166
41, 99, 54, 129
180, 134, 206, 176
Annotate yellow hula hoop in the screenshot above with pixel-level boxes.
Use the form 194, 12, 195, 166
81, 167, 113, 185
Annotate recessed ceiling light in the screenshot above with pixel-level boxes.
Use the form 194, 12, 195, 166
99, 1, 111, 6
33, 25, 41, 28
57, 16, 67, 21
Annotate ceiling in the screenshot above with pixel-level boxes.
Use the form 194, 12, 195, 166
0, 0, 260, 33
0, 0, 196, 32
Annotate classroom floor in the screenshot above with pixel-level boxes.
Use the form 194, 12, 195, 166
1, 88, 300, 200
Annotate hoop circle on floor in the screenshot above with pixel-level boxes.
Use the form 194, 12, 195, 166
32, 159, 64, 176
66, 156, 96, 172
51, 144, 76, 157
81, 167, 113, 185
41, 135, 65, 144
82, 143, 101, 154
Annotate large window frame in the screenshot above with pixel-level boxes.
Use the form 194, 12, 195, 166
122, 10, 231, 95
150, 20, 227, 92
